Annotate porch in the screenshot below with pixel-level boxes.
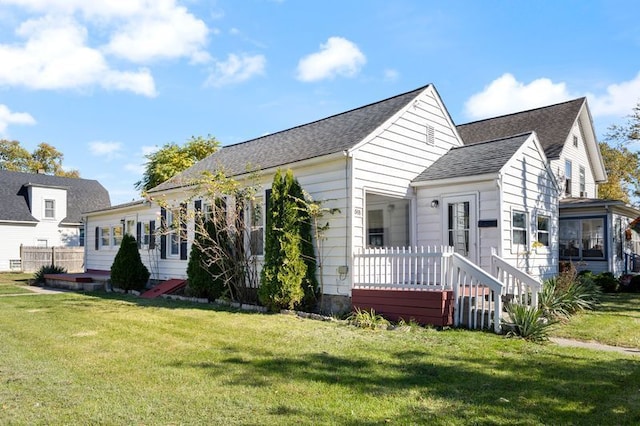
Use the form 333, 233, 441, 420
352, 246, 541, 333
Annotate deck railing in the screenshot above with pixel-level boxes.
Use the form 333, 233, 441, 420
353, 246, 542, 333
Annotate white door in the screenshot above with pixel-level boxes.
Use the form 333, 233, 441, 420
443, 195, 477, 262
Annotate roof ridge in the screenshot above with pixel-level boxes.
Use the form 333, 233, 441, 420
217, 84, 431, 150
457, 97, 586, 127
450, 131, 533, 149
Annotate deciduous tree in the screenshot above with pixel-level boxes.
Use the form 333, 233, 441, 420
599, 101, 640, 204
0, 140, 79, 177
136, 135, 220, 192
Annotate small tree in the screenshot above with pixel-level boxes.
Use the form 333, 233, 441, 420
186, 218, 225, 300
259, 169, 308, 311
110, 234, 150, 292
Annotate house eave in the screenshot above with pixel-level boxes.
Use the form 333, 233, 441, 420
0, 219, 38, 225
411, 173, 498, 188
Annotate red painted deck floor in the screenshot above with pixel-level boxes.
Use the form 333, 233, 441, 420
140, 279, 187, 299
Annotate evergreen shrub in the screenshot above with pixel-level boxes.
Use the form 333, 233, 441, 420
110, 233, 150, 292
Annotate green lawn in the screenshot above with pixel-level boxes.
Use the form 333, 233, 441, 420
0, 287, 639, 424
0, 272, 34, 295
550, 292, 640, 348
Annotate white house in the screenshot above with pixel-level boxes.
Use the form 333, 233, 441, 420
0, 170, 110, 271
83, 84, 639, 318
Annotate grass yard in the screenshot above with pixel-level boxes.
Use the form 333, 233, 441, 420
550, 292, 640, 348
0, 272, 34, 295
0, 285, 639, 424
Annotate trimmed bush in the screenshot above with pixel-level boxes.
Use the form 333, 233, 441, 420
186, 219, 225, 300
110, 233, 150, 292
594, 272, 619, 293
33, 264, 67, 284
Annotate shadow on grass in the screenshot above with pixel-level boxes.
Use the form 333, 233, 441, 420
596, 293, 640, 315
175, 341, 640, 424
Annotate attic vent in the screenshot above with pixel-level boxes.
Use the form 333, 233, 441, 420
426, 124, 435, 145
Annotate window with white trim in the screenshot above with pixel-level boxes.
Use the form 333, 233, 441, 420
579, 166, 586, 197
111, 226, 123, 247
167, 209, 180, 257
573, 135, 578, 147
249, 197, 264, 256
565, 160, 572, 196
44, 199, 55, 219
142, 222, 150, 248
537, 215, 550, 248
100, 227, 111, 247
512, 210, 528, 247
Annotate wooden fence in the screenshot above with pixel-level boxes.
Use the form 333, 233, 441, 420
20, 245, 84, 273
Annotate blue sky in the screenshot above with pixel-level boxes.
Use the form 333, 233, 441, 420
0, 0, 639, 205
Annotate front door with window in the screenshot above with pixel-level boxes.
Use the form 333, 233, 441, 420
443, 195, 477, 262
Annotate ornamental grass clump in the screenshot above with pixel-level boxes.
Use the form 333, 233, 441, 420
33, 265, 67, 284
346, 307, 390, 330
504, 303, 555, 343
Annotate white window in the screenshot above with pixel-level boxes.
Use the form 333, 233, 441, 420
79, 228, 85, 247
579, 166, 586, 197
565, 160, 572, 196
537, 215, 550, 247
100, 227, 111, 247
573, 135, 578, 147
126, 219, 136, 236
512, 211, 528, 247
111, 226, 123, 247
142, 222, 150, 248
44, 199, 55, 219
250, 197, 264, 256
167, 210, 180, 257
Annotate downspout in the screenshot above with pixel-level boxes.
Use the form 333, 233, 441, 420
342, 149, 351, 295
82, 216, 87, 272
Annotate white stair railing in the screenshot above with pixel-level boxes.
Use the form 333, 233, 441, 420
490, 248, 542, 308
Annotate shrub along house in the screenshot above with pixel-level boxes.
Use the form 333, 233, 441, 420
0, 170, 110, 272
84, 84, 638, 331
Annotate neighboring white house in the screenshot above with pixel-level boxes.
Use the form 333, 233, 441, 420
83, 84, 639, 312
0, 170, 110, 271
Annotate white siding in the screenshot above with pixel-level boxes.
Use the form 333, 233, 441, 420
499, 138, 558, 280
552, 118, 598, 199
351, 86, 462, 253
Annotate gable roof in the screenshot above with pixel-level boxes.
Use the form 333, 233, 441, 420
149, 85, 431, 193
457, 98, 585, 159
0, 170, 111, 223
412, 133, 533, 183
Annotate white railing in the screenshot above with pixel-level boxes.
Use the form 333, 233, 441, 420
353, 246, 542, 333
450, 252, 503, 333
353, 246, 453, 290
490, 248, 542, 308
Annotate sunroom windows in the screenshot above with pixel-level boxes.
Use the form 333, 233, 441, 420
559, 217, 605, 259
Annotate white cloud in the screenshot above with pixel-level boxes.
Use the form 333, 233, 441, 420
384, 68, 399, 82
296, 37, 366, 82
587, 72, 640, 117
205, 53, 266, 87
103, 3, 210, 64
0, 0, 213, 95
0, 104, 36, 134
0, 16, 157, 96
88, 141, 123, 159
464, 73, 572, 120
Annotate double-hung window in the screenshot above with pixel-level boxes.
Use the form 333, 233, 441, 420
565, 160, 573, 196
249, 197, 264, 256
512, 211, 528, 248
44, 199, 55, 219
536, 215, 550, 248
100, 227, 111, 248
167, 209, 180, 257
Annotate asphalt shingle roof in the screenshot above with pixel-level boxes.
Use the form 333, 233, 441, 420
149, 85, 430, 193
0, 170, 111, 223
457, 98, 585, 159
413, 133, 532, 183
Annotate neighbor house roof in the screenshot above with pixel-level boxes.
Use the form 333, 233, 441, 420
457, 98, 585, 159
412, 133, 533, 183
0, 170, 111, 223
149, 85, 431, 193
